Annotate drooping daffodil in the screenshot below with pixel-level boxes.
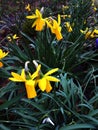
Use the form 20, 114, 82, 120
37, 65, 60, 93
46, 15, 63, 41
9, 65, 41, 98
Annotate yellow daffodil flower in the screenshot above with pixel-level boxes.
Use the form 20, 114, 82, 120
0, 62, 3, 68
7, 34, 19, 41
37, 65, 60, 93
25, 3, 31, 12
26, 9, 45, 31
0, 49, 8, 68
9, 66, 40, 98
65, 22, 73, 32
0, 49, 8, 59
46, 15, 63, 40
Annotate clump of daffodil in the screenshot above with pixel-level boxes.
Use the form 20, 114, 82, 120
65, 22, 73, 32
26, 9, 45, 31
0, 49, 8, 68
80, 28, 98, 39
7, 34, 19, 41
25, 3, 31, 12
9, 61, 60, 98
46, 15, 63, 41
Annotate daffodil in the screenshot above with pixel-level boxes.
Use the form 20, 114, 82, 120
37, 65, 60, 93
46, 15, 63, 41
25, 3, 31, 12
26, 9, 45, 31
9, 66, 40, 98
0, 62, 3, 68
65, 22, 73, 32
7, 34, 19, 41
0, 49, 8, 59
0, 49, 8, 68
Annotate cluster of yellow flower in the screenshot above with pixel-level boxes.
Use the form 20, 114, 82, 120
9, 62, 60, 99
80, 28, 98, 39
26, 9, 63, 41
0, 49, 8, 68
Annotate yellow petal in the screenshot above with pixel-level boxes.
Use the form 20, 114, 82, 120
38, 78, 46, 91
31, 64, 41, 79
25, 80, 37, 98
45, 76, 60, 82
34, 19, 45, 31
9, 71, 25, 82
46, 19, 53, 29
45, 68, 59, 76
55, 29, 63, 40
0, 49, 8, 59
46, 81, 52, 93
26, 15, 37, 19
21, 69, 26, 80
58, 14, 61, 25
36, 9, 42, 18
94, 29, 98, 34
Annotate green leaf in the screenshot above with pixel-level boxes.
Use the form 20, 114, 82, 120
0, 124, 10, 130
21, 98, 45, 112
60, 123, 95, 130
0, 95, 22, 110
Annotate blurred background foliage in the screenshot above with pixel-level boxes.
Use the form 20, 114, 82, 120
0, 0, 98, 130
